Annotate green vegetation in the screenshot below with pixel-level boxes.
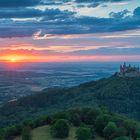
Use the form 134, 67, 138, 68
1, 76, 140, 129
0, 107, 140, 140
1, 76, 140, 139
51, 119, 70, 138
76, 127, 92, 140
15, 126, 76, 140
15, 126, 103, 140
103, 122, 117, 140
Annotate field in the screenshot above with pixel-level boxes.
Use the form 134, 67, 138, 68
15, 125, 104, 140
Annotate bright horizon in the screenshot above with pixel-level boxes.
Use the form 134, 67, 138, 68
0, 0, 140, 63
1, 54, 140, 63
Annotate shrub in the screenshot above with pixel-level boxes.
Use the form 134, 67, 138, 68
103, 122, 117, 139
76, 127, 92, 140
51, 119, 69, 138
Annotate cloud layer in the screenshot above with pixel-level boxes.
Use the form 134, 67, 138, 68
0, 0, 139, 38
0, 6, 140, 38
0, 0, 139, 62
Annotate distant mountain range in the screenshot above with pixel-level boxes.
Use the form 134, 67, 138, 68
1, 74, 140, 128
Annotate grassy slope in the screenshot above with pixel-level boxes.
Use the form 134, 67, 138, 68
15, 126, 104, 140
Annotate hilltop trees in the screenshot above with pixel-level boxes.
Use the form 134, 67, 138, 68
51, 119, 70, 138
2, 107, 140, 140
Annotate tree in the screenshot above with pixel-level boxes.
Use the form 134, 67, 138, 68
76, 127, 92, 140
136, 138, 140, 140
51, 119, 69, 138
84, 108, 101, 125
95, 115, 108, 136
104, 122, 117, 140
22, 126, 32, 140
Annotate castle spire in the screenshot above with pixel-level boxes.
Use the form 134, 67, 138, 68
123, 62, 126, 68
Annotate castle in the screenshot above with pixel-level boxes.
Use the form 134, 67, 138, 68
117, 62, 140, 77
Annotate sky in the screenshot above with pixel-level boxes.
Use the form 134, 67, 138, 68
0, 0, 140, 62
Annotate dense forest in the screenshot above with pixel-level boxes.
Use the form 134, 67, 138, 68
1, 75, 140, 128
1, 107, 140, 140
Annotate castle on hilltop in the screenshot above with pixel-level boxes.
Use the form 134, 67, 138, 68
117, 62, 140, 77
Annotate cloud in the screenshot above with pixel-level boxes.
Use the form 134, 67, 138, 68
40, 0, 71, 5
109, 9, 130, 19
0, 0, 40, 7
0, 0, 133, 8
75, 0, 132, 8
41, 9, 75, 21
0, 8, 43, 18
0, 8, 75, 19
0, 27, 36, 38
0, 6, 140, 38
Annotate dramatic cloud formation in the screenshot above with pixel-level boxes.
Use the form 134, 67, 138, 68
0, 0, 139, 62
0, 7, 140, 38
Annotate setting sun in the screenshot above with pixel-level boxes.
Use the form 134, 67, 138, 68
0, 54, 29, 63
10, 58, 16, 63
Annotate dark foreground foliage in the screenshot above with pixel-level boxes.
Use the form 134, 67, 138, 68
1, 107, 140, 140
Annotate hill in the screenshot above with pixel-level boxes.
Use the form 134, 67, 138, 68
1, 75, 140, 128
3, 107, 140, 140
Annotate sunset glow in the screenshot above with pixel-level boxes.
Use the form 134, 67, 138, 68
0, 53, 140, 63
10, 58, 16, 63
1, 54, 27, 63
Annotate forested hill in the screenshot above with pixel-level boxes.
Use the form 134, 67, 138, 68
1, 75, 140, 128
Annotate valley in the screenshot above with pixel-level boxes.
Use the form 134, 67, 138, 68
0, 62, 118, 105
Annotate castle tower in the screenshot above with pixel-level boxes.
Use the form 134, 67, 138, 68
123, 62, 126, 68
